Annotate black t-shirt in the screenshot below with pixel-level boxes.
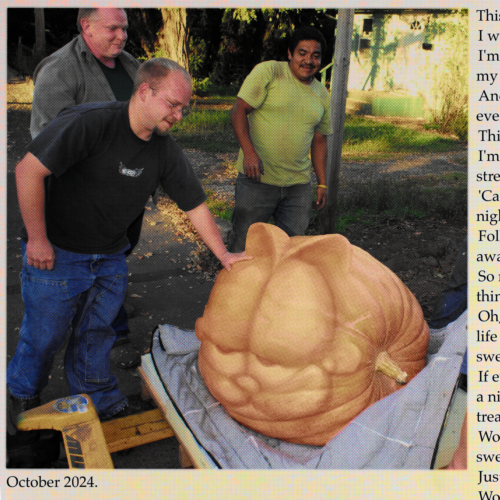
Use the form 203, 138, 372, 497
25, 101, 206, 254
95, 57, 134, 101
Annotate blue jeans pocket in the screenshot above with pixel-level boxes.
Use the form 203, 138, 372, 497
20, 272, 79, 332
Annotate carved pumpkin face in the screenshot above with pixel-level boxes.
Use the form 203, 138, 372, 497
195, 223, 429, 446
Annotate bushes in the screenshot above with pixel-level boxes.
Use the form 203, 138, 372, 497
429, 64, 468, 141
427, 11, 469, 141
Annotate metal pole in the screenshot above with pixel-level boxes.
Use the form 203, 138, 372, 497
319, 9, 354, 234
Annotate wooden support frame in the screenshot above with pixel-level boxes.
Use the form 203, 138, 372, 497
101, 408, 174, 454
137, 355, 218, 469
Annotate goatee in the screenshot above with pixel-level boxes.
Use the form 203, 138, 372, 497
152, 126, 171, 137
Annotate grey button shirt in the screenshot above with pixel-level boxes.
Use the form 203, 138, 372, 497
30, 34, 140, 138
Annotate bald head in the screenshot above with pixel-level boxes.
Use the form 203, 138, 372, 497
133, 58, 191, 95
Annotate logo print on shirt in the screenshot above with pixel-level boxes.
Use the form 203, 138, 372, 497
119, 162, 144, 177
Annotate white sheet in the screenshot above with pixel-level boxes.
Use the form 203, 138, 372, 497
150, 312, 467, 469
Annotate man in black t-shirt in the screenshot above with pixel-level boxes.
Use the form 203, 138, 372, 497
31, 8, 142, 358
8, 58, 251, 423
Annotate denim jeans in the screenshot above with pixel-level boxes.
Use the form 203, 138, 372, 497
7, 242, 129, 419
227, 173, 312, 252
111, 209, 147, 339
112, 305, 129, 337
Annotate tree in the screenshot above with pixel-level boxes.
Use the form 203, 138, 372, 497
191, 8, 337, 87
157, 8, 188, 68
186, 9, 225, 80
127, 8, 188, 69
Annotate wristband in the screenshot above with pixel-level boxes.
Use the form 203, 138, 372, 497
317, 184, 328, 189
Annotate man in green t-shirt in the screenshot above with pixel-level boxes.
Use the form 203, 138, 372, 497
228, 27, 333, 252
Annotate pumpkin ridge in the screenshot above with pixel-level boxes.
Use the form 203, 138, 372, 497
237, 383, 377, 433
351, 247, 411, 342
197, 224, 429, 445
294, 236, 351, 270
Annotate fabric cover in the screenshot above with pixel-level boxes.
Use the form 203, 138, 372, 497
150, 312, 466, 469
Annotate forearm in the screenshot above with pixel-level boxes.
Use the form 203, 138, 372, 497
311, 133, 328, 209
185, 203, 253, 270
16, 153, 55, 269
231, 99, 256, 156
15, 153, 51, 242
311, 133, 327, 185
185, 202, 228, 262
231, 98, 263, 180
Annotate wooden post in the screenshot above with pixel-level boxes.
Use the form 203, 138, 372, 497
319, 9, 355, 234
18, 37, 22, 70
34, 8, 46, 61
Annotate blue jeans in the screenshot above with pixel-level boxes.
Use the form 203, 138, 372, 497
111, 210, 147, 339
7, 243, 129, 419
112, 305, 129, 337
228, 174, 312, 252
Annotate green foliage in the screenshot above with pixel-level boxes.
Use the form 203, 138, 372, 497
170, 108, 239, 152
192, 78, 239, 97
170, 105, 464, 157
172, 108, 232, 132
426, 11, 469, 140
167, 102, 466, 233
137, 46, 169, 61
186, 9, 225, 80
186, 8, 336, 88
334, 209, 372, 233
308, 172, 466, 234
233, 8, 258, 23
205, 190, 233, 221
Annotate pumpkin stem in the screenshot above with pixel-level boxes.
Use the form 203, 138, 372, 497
375, 351, 407, 384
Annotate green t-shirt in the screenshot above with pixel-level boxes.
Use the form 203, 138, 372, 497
236, 61, 332, 186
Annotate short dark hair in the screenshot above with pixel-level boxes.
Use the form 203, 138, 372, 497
77, 8, 127, 33
289, 26, 327, 57
76, 8, 98, 33
133, 58, 191, 94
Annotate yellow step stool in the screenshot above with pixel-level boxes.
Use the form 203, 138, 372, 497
16, 394, 174, 469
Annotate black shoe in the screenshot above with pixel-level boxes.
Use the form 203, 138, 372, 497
9, 394, 40, 429
112, 335, 131, 348
8, 394, 42, 446
101, 394, 156, 422
7, 429, 62, 468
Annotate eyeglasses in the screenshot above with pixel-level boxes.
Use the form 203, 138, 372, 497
150, 87, 190, 118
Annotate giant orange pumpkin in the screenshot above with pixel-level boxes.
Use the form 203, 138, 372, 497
195, 223, 429, 446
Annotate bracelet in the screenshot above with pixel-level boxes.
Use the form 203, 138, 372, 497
317, 184, 328, 189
